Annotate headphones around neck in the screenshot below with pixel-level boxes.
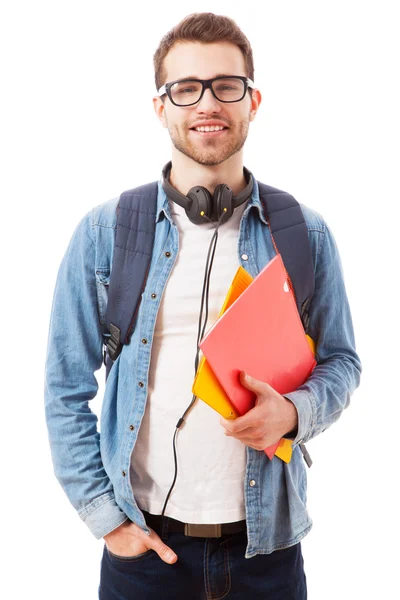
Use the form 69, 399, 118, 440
161, 161, 254, 225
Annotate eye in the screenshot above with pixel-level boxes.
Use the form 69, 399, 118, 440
171, 81, 202, 96
177, 87, 197, 94
215, 84, 240, 92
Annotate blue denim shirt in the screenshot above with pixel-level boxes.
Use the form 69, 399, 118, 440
44, 174, 361, 558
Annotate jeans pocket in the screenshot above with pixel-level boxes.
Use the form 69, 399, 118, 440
106, 546, 154, 563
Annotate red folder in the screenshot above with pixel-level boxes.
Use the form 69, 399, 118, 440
199, 255, 316, 455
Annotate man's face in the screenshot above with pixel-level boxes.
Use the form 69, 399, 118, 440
153, 41, 261, 167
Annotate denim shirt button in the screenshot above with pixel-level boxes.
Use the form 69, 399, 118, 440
151, 293, 157, 299
142, 338, 148, 344
138, 381, 144, 388
129, 425, 135, 431
241, 253, 249, 261
249, 479, 256, 487
165, 251, 171, 258
122, 471, 126, 477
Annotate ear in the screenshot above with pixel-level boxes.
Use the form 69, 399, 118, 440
153, 95, 168, 128
249, 88, 262, 122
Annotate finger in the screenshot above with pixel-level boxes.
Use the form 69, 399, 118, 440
220, 405, 262, 433
231, 432, 280, 451
149, 528, 178, 564
223, 423, 254, 436
239, 371, 274, 395
228, 432, 268, 450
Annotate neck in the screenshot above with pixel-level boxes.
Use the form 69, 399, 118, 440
168, 149, 248, 196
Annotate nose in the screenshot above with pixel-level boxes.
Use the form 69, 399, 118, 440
195, 87, 221, 114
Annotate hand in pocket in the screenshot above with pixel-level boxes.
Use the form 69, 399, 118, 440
103, 519, 178, 564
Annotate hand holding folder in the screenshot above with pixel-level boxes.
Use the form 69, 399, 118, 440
219, 370, 298, 462
193, 255, 316, 463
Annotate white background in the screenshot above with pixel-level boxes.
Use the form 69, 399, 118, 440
1, 1, 399, 598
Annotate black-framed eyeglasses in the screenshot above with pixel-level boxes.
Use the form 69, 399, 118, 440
157, 76, 254, 107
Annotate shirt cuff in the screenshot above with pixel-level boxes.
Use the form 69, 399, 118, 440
283, 389, 316, 447
78, 492, 129, 539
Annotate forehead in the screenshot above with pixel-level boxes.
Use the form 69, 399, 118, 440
163, 41, 247, 82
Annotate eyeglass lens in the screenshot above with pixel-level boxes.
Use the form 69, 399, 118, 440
170, 78, 245, 105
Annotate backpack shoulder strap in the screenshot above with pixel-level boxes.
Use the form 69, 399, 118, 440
257, 182, 315, 330
258, 182, 315, 468
104, 181, 158, 362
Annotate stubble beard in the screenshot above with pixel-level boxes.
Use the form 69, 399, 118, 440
167, 116, 251, 167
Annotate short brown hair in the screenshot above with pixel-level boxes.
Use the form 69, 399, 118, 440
153, 12, 254, 91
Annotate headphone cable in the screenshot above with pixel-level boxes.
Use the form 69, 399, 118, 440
160, 210, 227, 523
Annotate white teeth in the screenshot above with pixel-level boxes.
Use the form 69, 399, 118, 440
194, 125, 225, 132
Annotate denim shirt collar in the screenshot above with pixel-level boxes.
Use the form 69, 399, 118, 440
156, 171, 268, 225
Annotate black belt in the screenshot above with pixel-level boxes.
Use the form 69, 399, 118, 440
142, 510, 247, 539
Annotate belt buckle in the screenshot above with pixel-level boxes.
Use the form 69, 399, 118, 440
184, 523, 222, 538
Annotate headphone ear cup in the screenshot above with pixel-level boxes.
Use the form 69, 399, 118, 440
213, 184, 234, 223
186, 186, 213, 224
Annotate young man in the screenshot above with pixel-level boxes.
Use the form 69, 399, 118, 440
44, 12, 361, 599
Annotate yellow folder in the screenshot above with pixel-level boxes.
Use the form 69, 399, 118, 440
194, 356, 240, 419
275, 438, 294, 463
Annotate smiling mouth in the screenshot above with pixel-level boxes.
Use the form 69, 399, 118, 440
190, 127, 229, 136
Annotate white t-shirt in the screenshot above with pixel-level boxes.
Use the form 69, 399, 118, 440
130, 198, 248, 524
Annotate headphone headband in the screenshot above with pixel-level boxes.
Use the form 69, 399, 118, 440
161, 161, 253, 224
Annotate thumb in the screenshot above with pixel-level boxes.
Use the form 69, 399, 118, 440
239, 371, 273, 396
150, 530, 178, 564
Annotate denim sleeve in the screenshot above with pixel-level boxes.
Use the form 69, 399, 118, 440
44, 211, 128, 539
284, 221, 362, 446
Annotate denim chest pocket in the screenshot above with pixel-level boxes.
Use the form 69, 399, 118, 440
95, 268, 110, 326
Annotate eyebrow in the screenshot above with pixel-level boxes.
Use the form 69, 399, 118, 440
175, 73, 238, 80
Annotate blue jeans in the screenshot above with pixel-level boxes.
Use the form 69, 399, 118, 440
99, 525, 307, 599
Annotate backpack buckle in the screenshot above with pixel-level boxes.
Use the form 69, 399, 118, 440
106, 323, 122, 361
